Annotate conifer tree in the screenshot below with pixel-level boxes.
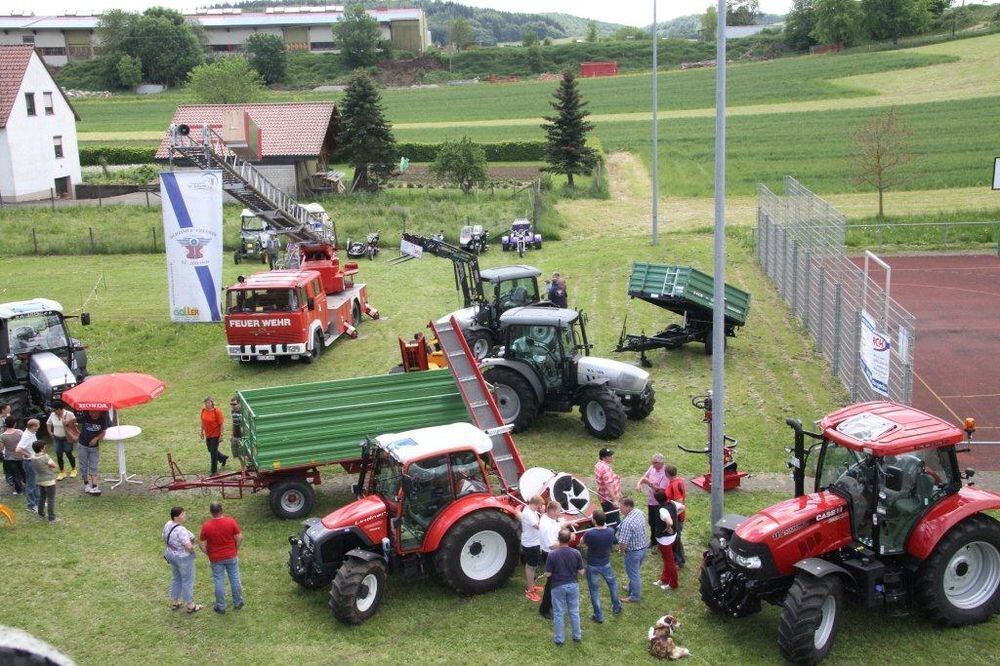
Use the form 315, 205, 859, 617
339, 71, 397, 192
541, 70, 595, 187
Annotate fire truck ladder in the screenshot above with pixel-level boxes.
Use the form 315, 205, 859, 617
429, 316, 525, 492
167, 124, 329, 244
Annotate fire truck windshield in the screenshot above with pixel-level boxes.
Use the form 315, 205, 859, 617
226, 289, 300, 314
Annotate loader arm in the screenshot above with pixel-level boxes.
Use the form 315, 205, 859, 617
399, 233, 483, 308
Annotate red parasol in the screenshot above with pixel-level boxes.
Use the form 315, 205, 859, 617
60, 372, 166, 411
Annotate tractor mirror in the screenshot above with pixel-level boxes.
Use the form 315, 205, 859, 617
80, 312, 91, 326
964, 468, 975, 480
885, 465, 903, 492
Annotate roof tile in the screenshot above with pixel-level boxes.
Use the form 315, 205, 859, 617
0, 45, 34, 128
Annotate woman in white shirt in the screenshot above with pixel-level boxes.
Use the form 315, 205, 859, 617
519, 495, 544, 601
652, 489, 682, 590
162, 506, 203, 613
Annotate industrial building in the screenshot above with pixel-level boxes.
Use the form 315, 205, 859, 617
0, 7, 429, 67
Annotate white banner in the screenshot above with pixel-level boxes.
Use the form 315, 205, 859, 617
859, 309, 891, 396
160, 171, 224, 323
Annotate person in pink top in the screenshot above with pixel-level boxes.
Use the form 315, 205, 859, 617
636, 452, 668, 546
593, 447, 621, 524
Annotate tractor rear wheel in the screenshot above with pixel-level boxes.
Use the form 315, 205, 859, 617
268, 480, 316, 520
483, 367, 538, 433
778, 574, 843, 665
329, 558, 386, 625
435, 510, 519, 595
915, 514, 1000, 626
626, 387, 656, 420
580, 388, 627, 440
465, 330, 493, 360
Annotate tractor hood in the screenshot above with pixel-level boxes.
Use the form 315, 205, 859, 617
733, 491, 853, 576
29, 352, 77, 403
440, 307, 478, 330
321, 495, 388, 544
578, 357, 650, 394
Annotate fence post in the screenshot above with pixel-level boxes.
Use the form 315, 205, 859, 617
831, 283, 842, 378
89, 227, 95, 252
850, 309, 862, 402
97, 185, 102, 208
31, 228, 38, 253
145, 188, 150, 208
152, 226, 158, 253
50, 188, 55, 210
802, 249, 812, 330
817, 264, 827, 354
791, 239, 800, 319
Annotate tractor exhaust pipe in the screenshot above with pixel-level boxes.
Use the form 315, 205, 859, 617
785, 418, 806, 498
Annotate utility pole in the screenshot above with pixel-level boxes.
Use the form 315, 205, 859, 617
651, 0, 659, 245
710, 0, 728, 529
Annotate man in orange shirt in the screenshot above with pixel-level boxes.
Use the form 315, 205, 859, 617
200, 397, 229, 475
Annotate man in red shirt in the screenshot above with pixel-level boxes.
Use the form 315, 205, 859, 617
199, 502, 244, 613
664, 464, 686, 567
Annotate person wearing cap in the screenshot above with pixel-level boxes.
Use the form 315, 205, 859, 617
200, 398, 228, 476
593, 448, 621, 525
637, 453, 668, 545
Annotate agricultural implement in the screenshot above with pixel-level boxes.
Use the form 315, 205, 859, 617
700, 404, 1000, 663
616, 262, 751, 365
677, 391, 747, 492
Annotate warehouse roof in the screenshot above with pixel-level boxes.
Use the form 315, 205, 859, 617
155, 102, 337, 160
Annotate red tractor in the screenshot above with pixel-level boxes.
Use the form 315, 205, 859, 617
700, 402, 1000, 664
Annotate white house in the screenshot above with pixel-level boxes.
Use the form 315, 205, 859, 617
0, 44, 80, 202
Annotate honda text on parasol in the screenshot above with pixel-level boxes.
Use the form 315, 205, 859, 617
224, 243, 379, 363
0, 299, 90, 421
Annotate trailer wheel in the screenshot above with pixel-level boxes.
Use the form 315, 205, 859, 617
483, 367, 538, 433
302, 331, 323, 364
269, 480, 316, 520
436, 510, 519, 595
580, 388, 627, 440
330, 558, 386, 625
626, 387, 656, 420
778, 574, 843, 665
465, 330, 493, 360
915, 514, 1000, 627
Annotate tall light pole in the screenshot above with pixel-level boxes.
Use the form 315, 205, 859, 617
651, 0, 659, 245
709, 0, 728, 528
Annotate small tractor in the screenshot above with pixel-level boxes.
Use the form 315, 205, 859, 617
0, 299, 90, 422
288, 317, 603, 624
233, 209, 268, 264
481, 306, 655, 440
391, 232, 547, 359
700, 402, 1000, 664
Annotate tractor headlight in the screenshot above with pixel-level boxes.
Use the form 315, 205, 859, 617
727, 547, 762, 569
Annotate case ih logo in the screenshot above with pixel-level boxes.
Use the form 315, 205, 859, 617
772, 521, 807, 540
175, 234, 213, 260
228, 318, 292, 328
870, 333, 890, 352
815, 506, 846, 522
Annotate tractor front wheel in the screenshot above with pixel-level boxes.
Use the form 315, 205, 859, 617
580, 388, 627, 440
329, 558, 386, 625
436, 511, 519, 595
484, 367, 538, 433
778, 574, 843, 665
626, 387, 656, 420
268, 480, 316, 520
915, 514, 1000, 626
465, 330, 493, 360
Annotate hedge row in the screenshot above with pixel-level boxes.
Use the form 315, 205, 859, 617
80, 145, 157, 166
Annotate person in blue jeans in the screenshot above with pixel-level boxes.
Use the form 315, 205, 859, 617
615, 496, 649, 602
582, 508, 622, 622
162, 506, 203, 613
544, 529, 585, 646
199, 502, 244, 614
16, 419, 41, 512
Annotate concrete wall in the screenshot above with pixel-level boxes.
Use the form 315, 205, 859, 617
0, 52, 81, 202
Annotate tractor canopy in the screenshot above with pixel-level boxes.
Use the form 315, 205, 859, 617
821, 402, 964, 457
480, 265, 541, 284
376, 422, 492, 465
499, 306, 579, 329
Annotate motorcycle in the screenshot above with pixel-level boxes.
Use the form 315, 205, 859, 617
346, 231, 381, 261
459, 224, 489, 255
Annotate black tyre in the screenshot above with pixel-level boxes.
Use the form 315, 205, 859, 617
268, 479, 316, 520
388, 364, 406, 374
778, 574, 843, 665
483, 366, 538, 433
352, 300, 362, 326
465, 329, 493, 360
915, 514, 1000, 627
626, 387, 656, 420
234, 251, 241, 265
302, 331, 322, 364
435, 510, 519, 595
699, 561, 728, 614
579, 388, 627, 440
330, 558, 386, 625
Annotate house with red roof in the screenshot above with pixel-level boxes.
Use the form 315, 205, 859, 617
0, 45, 80, 201
156, 102, 339, 197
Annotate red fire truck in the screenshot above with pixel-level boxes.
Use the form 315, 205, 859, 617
224, 243, 378, 363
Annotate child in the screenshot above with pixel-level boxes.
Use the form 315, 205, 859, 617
32, 440, 59, 523
519, 495, 545, 601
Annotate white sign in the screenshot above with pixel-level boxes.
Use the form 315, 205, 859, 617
161, 171, 224, 323
400, 239, 423, 258
993, 157, 1000, 190
859, 309, 892, 397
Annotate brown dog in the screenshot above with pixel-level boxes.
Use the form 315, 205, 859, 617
647, 614, 691, 660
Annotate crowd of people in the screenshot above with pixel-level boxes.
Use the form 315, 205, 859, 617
520, 447, 686, 646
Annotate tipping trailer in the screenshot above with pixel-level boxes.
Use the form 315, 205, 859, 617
615, 262, 751, 365
155, 370, 469, 519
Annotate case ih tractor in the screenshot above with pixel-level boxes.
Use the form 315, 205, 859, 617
481, 306, 655, 440
700, 402, 1000, 664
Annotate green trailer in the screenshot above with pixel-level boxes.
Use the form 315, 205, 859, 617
157, 369, 470, 519
615, 262, 751, 364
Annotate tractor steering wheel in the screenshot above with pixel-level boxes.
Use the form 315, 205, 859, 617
14, 326, 34, 341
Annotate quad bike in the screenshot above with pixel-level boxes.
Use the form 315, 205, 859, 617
346, 232, 380, 261
677, 391, 747, 491
501, 219, 542, 256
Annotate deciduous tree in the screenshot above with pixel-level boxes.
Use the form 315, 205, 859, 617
784, 0, 819, 51
339, 71, 398, 192
699, 7, 718, 42
541, 70, 596, 187
431, 137, 489, 193
861, 0, 931, 44
850, 107, 913, 219
448, 18, 474, 50
187, 56, 264, 104
727, 0, 761, 26
586, 22, 599, 43
246, 32, 287, 85
811, 0, 862, 46
334, 4, 382, 69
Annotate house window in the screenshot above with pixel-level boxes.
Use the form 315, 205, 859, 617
21, 35, 35, 44
25, 93, 36, 116
43, 92, 54, 115
53, 136, 63, 159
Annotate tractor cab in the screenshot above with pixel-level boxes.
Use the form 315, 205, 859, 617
498, 307, 588, 391
477, 265, 543, 325
234, 210, 267, 264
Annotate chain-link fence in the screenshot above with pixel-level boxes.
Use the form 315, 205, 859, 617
757, 177, 916, 404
